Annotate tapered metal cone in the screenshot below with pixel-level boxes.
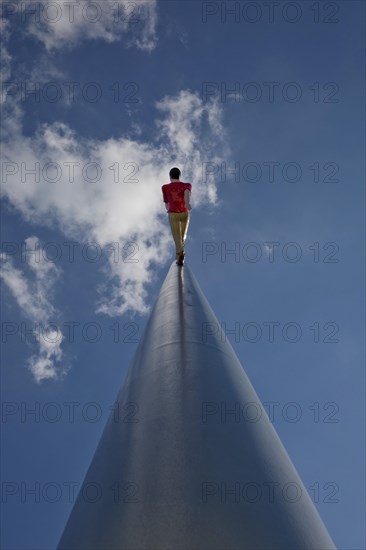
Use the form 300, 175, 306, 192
58, 261, 336, 550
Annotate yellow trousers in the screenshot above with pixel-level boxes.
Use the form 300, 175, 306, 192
168, 211, 190, 255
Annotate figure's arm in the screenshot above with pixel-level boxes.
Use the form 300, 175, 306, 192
162, 186, 169, 212
184, 188, 192, 211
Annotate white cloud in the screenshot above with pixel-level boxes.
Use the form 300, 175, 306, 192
1, 3, 232, 380
155, 90, 228, 206
1, 89, 229, 318
0, 238, 67, 383
24, 0, 158, 52
0, 15, 12, 103
1, 3, 229, 321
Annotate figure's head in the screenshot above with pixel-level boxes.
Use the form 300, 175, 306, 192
169, 167, 181, 181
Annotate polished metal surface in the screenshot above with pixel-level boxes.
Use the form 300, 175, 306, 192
57, 261, 336, 550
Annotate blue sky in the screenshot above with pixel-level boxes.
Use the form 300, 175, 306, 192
1, 1, 365, 548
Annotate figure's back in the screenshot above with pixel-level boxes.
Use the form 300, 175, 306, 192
162, 181, 192, 212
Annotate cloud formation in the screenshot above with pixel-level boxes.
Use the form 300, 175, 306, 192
0, 238, 67, 383
2, 90, 228, 318
1, 2, 230, 381
3, 0, 158, 52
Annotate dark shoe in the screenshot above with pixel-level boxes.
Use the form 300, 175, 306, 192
177, 251, 185, 266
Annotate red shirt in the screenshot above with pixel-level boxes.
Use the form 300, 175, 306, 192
162, 181, 192, 213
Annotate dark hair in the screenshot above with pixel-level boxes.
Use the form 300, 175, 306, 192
169, 167, 181, 179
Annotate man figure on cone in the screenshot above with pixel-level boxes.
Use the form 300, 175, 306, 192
162, 167, 192, 266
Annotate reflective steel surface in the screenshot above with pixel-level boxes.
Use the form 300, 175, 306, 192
57, 262, 336, 550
